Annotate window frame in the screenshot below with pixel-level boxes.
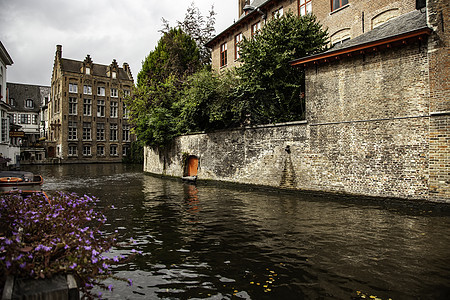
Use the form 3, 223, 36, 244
251, 21, 261, 36
97, 123, 105, 141
83, 145, 92, 156
273, 7, 284, 19
299, 0, 312, 16
220, 42, 228, 67
110, 124, 118, 141
331, 0, 349, 11
97, 99, 105, 117
110, 101, 118, 118
83, 85, 92, 95
111, 88, 118, 98
69, 97, 77, 115
82, 122, 92, 141
68, 121, 77, 141
83, 99, 92, 116
69, 83, 78, 94
25, 99, 34, 108
234, 33, 243, 60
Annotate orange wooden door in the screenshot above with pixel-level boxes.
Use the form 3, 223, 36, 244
188, 156, 198, 176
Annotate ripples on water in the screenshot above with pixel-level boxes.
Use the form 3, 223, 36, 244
27, 164, 450, 299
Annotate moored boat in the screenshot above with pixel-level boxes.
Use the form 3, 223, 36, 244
0, 171, 44, 194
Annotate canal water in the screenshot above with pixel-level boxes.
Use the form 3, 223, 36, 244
27, 164, 450, 299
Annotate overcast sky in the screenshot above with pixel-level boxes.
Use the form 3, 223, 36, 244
0, 0, 237, 86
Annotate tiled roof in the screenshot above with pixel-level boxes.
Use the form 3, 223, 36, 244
291, 9, 431, 65
60, 58, 132, 81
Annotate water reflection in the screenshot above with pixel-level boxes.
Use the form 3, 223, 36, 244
26, 164, 450, 299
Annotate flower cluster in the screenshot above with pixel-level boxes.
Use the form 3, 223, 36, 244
0, 192, 136, 298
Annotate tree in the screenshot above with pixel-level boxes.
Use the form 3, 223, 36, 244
236, 12, 328, 124
128, 28, 201, 147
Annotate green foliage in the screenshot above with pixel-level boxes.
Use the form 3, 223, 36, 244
122, 141, 144, 164
236, 12, 328, 124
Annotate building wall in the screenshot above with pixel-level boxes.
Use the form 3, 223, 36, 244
145, 35, 448, 203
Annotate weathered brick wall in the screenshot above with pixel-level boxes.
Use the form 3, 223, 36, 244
145, 36, 448, 203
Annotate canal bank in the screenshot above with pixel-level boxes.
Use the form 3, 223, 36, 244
25, 164, 450, 299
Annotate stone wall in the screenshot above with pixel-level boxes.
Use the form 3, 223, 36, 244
145, 36, 448, 203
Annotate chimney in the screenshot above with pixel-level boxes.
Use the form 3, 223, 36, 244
239, 0, 248, 17
56, 45, 62, 60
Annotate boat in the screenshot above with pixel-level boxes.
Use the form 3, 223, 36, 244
0, 171, 44, 194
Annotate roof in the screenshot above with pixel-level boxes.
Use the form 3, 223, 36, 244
291, 9, 432, 66
0, 41, 13, 65
7, 82, 50, 113
60, 58, 133, 82
205, 0, 273, 47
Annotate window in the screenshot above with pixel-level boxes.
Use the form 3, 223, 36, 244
68, 121, 77, 141
97, 87, 105, 96
20, 114, 31, 124
83, 145, 91, 156
110, 124, 118, 141
123, 146, 129, 157
68, 145, 77, 156
97, 145, 105, 156
110, 145, 118, 156
69, 97, 77, 115
97, 123, 105, 141
300, 0, 312, 16
32, 115, 38, 125
85, 67, 90, 75
123, 90, 131, 98
220, 42, 227, 67
1, 118, 7, 143
83, 85, 92, 95
110, 101, 118, 118
69, 83, 78, 93
111, 88, 118, 98
123, 125, 130, 142
332, 0, 348, 11
112, 71, 117, 79
273, 7, 283, 18
83, 99, 92, 116
123, 104, 129, 119
252, 21, 261, 36
83, 122, 91, 140
25, 99, 34, 108
97, 100, 105, 117
10, 98, 15, 106
235, 33, 243, 60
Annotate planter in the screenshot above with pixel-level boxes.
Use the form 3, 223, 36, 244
2, 274, 78, 300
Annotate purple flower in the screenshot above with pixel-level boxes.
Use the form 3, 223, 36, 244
69, 263, 77, 269
19, 262, 26, 269
5, 261, 11, 269
127, 279, 133, 286
92, 257, 98, 264
107, 284, 113, 291
84, 246, 92, 251
112, 256, 119, 262
5, 239, 12, 245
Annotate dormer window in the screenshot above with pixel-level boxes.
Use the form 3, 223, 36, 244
112, 71, 117, 79
25, 99, 34, 108
86, 67, 90, 75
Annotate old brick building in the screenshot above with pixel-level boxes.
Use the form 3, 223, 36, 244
144, 0, 449, 202
49, 45, 134, 163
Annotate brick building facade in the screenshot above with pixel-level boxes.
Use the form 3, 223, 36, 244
144, 0, 449, 202
49, 45, 135, 163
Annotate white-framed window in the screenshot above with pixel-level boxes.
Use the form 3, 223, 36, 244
252, 21, 261, 36
112, 71, 117, 79
83, 99, 92, 116
83, 122, 91, 140
68, 121, 77, 141
110, 144, 118, 156
97, 100, 105, 117
235, 33, 243, 60
97, 123, 105, 141
20, 114, 31, 124
69, 83, 78, 93
123, 146, 129, 157
85, 67, 90, 75
110, 124, 118, 141
110, 101, 118, 118
1, 118, 8, 143
68, 145, 77, 156
97, 87, 105, 96
25, 99, 34, 108
123, 90, 130, 97
123, 104, 129, 119
32, 115, 38, 125
111, 88, 118, 98
83, 145, 91, 156
97, 145, 105, 156
69, 97, 77, 115
83, 85, 92, 95
273, 7, 283, 18
123, 125, 130, 142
